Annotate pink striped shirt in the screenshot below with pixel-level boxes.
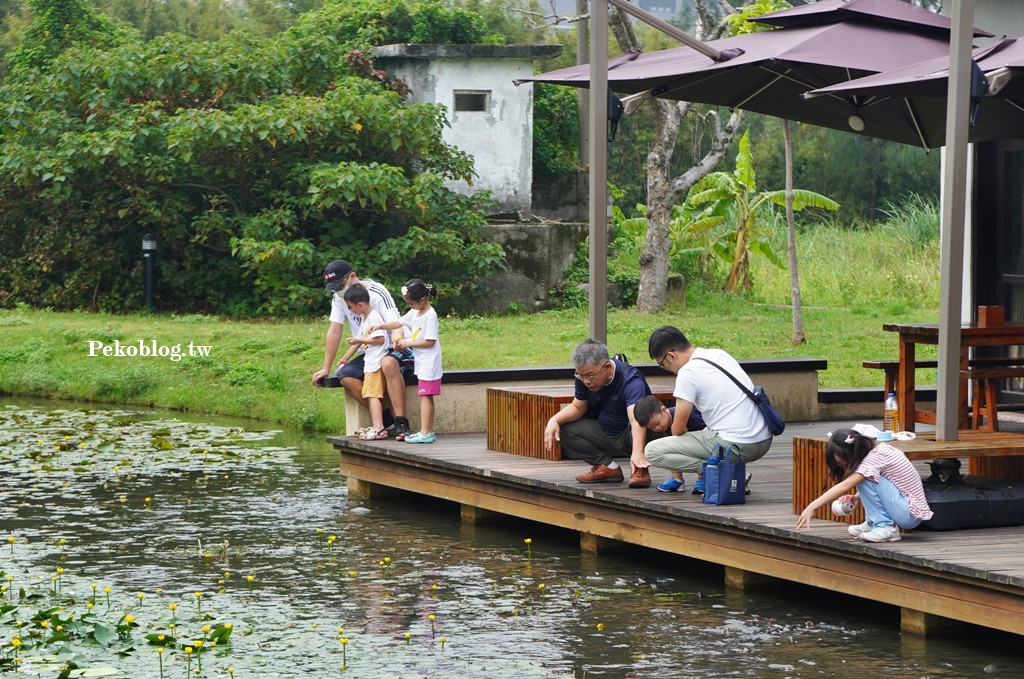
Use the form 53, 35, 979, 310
855, 442, 934, 520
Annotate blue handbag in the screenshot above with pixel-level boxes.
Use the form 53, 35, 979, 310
702, 444, 746, 505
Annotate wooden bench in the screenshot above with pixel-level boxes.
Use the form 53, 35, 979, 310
793, 431, 1024, 525
962, 367, 1024, 431
486, 384, 675, 460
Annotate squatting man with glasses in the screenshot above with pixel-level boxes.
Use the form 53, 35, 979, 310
643, 325, 774, 494
543, 339, 661, 487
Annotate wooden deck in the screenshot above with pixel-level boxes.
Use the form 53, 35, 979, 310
329, 420, 1024, 637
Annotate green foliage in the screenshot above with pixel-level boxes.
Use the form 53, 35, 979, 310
4, 0, 130, 76
548, 203, 641, 309
746, 116, 940, 221
681, 131, 839, 292
533, 83, 579, 176
0, 0, 504, 316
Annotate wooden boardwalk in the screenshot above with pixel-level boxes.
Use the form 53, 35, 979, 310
329, 420, 1024, 637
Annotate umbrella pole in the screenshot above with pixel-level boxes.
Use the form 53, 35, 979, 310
936, 0, 975, 442
588, 0, 609, 343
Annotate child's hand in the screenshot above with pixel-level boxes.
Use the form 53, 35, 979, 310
796, 508, 814, 529
346, 337, 362, 346
366, 324, 378, 334
394, 338, 407, 351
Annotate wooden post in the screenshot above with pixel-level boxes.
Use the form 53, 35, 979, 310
580, 532, 627, 553
345, 476, 405, 499
460, 504, 503, 524
724, 566, 775, 591
901, 608, 963, 636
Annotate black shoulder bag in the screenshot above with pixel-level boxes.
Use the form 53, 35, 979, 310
693, 357, 785, 436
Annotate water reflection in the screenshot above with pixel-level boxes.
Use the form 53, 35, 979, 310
1, 400, 1022, 678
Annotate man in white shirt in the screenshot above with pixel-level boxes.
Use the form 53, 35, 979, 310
641, 325, 774, 495
311, 260, 413, 438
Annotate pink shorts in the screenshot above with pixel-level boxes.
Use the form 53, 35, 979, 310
417, 379, 442, 396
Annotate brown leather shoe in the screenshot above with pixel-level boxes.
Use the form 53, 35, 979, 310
627, 467, 651, 488
575, 464, 624, 483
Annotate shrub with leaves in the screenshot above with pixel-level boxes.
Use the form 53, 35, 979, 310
0, 0, 504, 316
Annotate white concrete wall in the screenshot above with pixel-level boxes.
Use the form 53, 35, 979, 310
382, 55, 536, 212
439, 59, 534, 211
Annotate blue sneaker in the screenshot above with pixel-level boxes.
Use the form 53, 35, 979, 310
692, 477, 705, 495
407, 432, 436, 444
657, 477, 685, 492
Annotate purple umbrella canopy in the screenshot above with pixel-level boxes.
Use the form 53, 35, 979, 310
807, 35, 1024, 147
754, 0, 992, 38
518, 0, 996, 148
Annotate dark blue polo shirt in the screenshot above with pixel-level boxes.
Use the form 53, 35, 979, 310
574, 359, 651, 436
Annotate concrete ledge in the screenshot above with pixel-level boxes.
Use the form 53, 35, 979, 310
345, 358, 827, 435
816, 387, 937, 421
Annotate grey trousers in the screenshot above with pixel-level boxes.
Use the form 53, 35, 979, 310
559, 418, 632, 466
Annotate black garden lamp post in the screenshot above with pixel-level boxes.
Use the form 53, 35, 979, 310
142, 233, 157, 311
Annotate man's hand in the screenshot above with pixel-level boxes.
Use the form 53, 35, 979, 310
630, 452, 649, 474
311, 368, 329, 387
543, 418, 560, 452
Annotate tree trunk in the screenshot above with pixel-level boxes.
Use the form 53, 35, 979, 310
636, 98, 679, 312
784, 120, 806, 345
609, 2, 743, 312
727, 212, 752, 292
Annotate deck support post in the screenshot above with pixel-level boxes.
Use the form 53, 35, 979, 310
580, 532, 628, 553
901, 608, 962, 636
345, 476, 406, 499
460, 504, 503, 524
724, 566, 775, 591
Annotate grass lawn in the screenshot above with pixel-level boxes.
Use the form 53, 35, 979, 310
0, 293, 940, 433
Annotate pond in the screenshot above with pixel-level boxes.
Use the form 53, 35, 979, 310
2, 399, 1023, 678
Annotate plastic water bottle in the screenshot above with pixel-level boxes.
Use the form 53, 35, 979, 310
884, 392, 899, 432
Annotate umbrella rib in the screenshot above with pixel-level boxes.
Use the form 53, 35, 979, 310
903, 98, 931, 150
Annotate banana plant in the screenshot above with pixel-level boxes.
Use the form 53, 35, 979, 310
681, 131, 839, 293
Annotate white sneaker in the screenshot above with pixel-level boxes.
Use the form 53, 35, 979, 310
858, 525, 901, 543
848, 521, 872, 537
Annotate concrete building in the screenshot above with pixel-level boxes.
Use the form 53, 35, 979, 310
374, 43, 560, 213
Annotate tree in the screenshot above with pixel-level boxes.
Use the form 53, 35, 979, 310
608, 0, 744, 312
0, 0, 504, 315
685, 131, 839, 293
4, 0, 127, 76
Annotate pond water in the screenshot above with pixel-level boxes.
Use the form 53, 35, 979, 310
2, 399, 1024, 678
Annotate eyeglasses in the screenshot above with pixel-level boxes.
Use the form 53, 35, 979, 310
574, 362, 610, 384
657, 352, 672, 369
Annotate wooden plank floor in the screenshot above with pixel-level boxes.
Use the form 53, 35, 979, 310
329, 419, 1024, 636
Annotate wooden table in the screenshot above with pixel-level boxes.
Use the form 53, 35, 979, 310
884, 321, 1024, 432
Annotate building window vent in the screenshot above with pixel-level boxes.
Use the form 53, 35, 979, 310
454, 91, 489, 112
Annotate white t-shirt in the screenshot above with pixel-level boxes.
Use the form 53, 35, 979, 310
401, 306, 442, 381
328, 278, 402, 355
674, 347, 771, 443
360, 309, 388, 373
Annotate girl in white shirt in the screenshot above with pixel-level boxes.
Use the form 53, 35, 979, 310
369, 279, 442, 443
797, 428, 933, 542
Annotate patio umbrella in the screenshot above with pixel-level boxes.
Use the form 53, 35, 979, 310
518, 0, 992, 148
805, 35, 1024, 149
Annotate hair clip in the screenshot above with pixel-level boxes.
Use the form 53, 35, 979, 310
400, 285, 409, 296
844, 435, 855, 444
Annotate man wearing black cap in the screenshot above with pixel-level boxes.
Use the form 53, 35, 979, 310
313, 260, 414, 439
